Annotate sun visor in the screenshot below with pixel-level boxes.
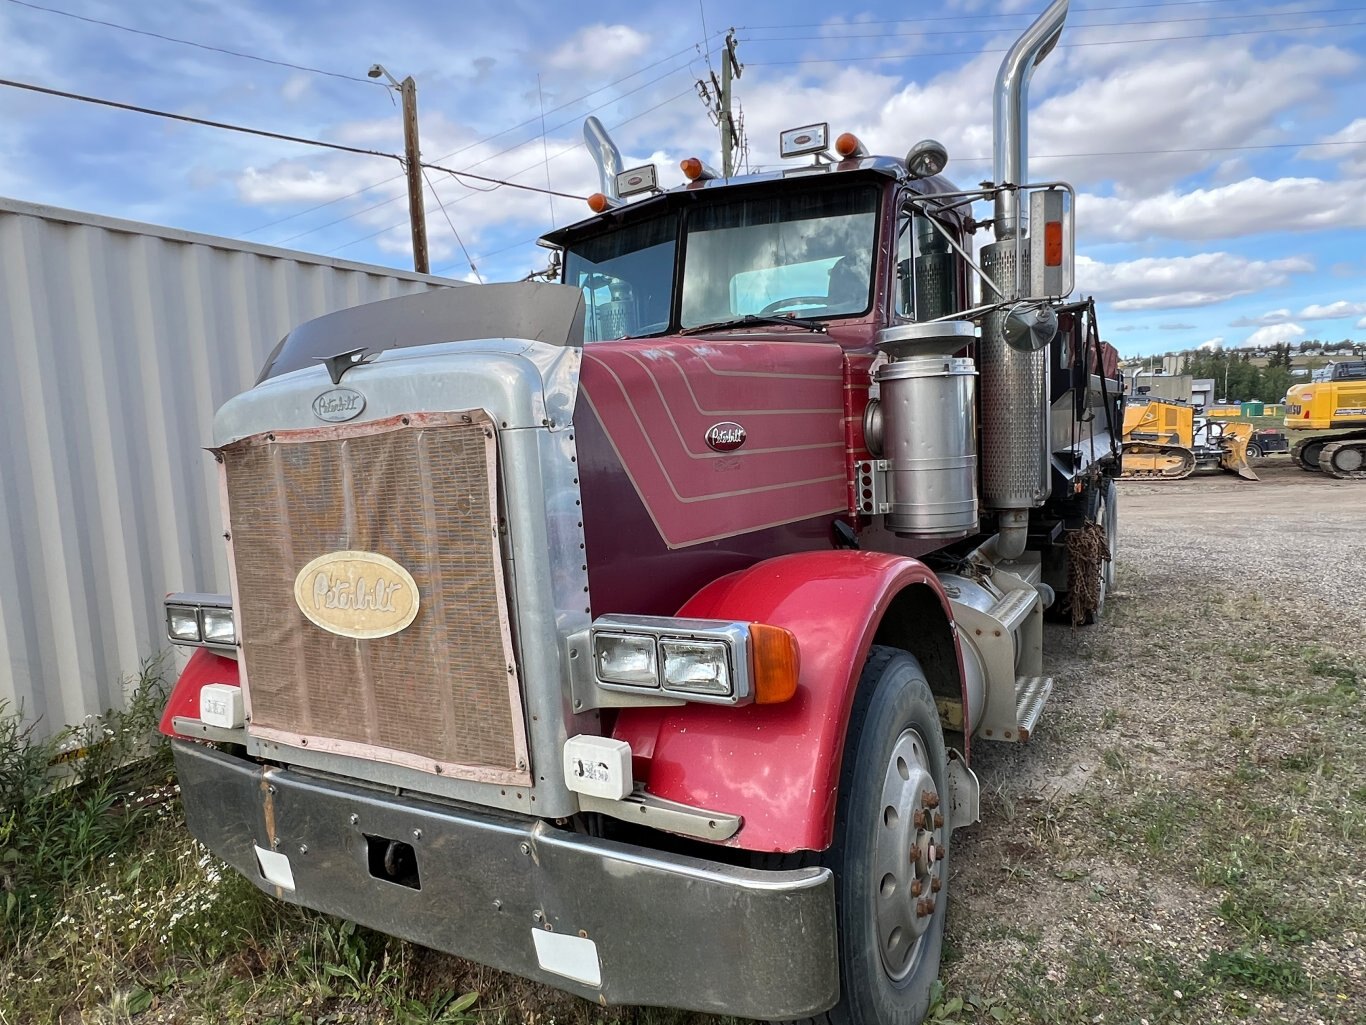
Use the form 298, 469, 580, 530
257, 282, 586, 383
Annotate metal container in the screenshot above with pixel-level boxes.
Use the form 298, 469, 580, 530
0, 196, 454, 740
875, 354, 979, 536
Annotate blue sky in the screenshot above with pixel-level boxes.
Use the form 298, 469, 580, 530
2, 0, 1363, 357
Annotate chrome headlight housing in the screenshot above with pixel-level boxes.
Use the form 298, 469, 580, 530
165, 593, 236, 650
589, 615, 750, 705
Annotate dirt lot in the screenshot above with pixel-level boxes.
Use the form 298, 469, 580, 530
4, 459, 1361, 1025
943, 458, 1365, 1023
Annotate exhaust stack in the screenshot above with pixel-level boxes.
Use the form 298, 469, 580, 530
584, 116, 625, 203
979, 0, 1069, 561
993, 0, 1069, 241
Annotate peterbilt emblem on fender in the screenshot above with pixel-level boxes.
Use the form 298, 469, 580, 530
705, 422, 747, 452
312, 388, 366, 423
293, 551, 419, 639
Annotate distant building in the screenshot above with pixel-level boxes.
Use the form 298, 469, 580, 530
1191, 378, 1215, 408
1125, 370, 1193, 403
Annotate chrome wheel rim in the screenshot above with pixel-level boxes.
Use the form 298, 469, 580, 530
873, 728, 944, 982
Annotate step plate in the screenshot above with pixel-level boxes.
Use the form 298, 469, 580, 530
1014, 675, 1054, 742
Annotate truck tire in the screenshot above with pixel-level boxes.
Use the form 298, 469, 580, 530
812, 645, 950, 1025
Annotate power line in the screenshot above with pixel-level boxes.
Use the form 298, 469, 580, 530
242, 33, 725, 238
0, 77, 396, 159
0, 76, 588, 202
744, 5, 1366, 42
1, 0, 380, 85
421, 167, 481, 283
273, 58, 706, 247
743, 0, 1276, 30
746, 18, 1366, 65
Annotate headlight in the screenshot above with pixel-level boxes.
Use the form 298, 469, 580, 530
588, 615, 766, 705
593, 633, 658, 687
201, 607, 237, 646
165, 593, 235, 649
167, 605, 202, 644
661, 639, 731, 695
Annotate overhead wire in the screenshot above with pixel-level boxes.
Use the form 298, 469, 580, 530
421, 167, 481, 283
245, 33, 726, 238
744, 5, 1366, 41
1, 0, 382, 85
745, 18, 1366, 65
0, 76, 585, 201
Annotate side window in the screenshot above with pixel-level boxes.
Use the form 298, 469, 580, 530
894, 206, 960, 321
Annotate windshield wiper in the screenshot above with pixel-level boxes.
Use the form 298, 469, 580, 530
679, 314, 828, 336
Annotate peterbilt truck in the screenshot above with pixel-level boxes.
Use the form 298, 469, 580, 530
158, 3, 1121, 1022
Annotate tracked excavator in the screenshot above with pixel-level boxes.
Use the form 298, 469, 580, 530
1285, 360, 1366, 479
1121, 398, 1258, 481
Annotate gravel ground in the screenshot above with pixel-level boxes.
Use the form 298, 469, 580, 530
941, 458, 1365, 1024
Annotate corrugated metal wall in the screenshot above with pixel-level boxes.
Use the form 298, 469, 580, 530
0, 197, 453, 737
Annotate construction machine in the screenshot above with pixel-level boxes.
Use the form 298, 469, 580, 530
1285, 360, 1366, 478
1121, 398, 1257, 480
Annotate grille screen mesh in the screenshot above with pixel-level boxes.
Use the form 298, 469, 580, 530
221, 413, 526, 780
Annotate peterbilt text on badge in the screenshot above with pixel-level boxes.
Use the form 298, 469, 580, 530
312, 389, 366, 422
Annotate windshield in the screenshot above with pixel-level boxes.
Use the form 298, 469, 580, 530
563, 214, 679, 342
561, 184, 880, 340
680, 186, 878, 328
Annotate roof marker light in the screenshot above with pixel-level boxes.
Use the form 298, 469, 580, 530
681, 157, 720, 182
835, 132, 867, 159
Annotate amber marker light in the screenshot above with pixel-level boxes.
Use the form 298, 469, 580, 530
750, 623, 800, 704
1044, 220, 1064, 267
681, 157, 703, 180
835, 132, 866, 159
587, 192, 610, 213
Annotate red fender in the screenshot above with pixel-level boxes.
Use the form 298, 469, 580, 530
159, 648, 241, 739
611, 550, 965, 853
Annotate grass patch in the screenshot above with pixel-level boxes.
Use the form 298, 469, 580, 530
1200, 949, 1309, 996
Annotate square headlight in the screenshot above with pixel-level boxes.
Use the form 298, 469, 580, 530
661, 639, 732, 696
593, 633, 658, 687
167, 605, 201, 644
201, 607, 237, 646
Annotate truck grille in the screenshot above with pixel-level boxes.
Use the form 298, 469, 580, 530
219, 411, 529, 784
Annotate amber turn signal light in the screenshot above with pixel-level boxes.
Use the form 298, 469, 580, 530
750, 623, 800, 704
681, 157, 703, 180
835, 132, 866, 159
587, 192, 610, 213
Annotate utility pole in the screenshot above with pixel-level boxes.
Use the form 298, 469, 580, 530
369, 64, 430, 274
696, 30, 744, 177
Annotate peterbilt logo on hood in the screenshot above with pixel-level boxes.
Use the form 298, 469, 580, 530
293, 550, 419, 639
705, 422, 747, 452
312, 388, 366, 422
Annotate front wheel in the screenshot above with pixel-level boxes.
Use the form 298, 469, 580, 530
816, 646, 949, 1025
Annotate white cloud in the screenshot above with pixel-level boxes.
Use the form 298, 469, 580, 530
1079, 177, 1366, 244
1242, 323, 1306, 348
1077, 253, 1313, 311
1358, 316, 1366, 329
1298, 300, 1366, 320
1199, 338, 1224, 351
1309, 117, 1366, 176
1159, 322, 1196, 331
1230, 309, 1294, 328
546, 25, 650, 72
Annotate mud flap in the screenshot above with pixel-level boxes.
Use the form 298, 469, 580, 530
947, 749, 980, 831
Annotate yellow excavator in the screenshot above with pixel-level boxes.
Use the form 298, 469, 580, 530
1284, 360, 1366, 479
1121, 399, 1258, 481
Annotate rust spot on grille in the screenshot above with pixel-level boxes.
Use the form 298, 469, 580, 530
222, 411, 529, 784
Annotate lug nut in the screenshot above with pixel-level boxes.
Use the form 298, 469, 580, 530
913, 810, 925, 829
911, 880, 923, 897
934, 811, 944, 829
922, 791, 940, 809
931, 877, 942, 893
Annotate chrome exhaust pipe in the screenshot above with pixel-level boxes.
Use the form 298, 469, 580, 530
992, 0, 1069, 240
583, 116, 625, 203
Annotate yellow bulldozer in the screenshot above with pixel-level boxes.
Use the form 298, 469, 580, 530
1284, 360, 1366, 479
1121, 399, 1258, 481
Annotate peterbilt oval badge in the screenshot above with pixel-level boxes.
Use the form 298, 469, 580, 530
293, 550, 419, 639
312, 388, 366, 423
705, 422, 747, 452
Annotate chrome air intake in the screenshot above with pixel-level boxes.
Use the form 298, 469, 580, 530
981, 0, 1069, 558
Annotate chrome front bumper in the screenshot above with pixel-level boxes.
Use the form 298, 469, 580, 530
173, 741, 838, 1018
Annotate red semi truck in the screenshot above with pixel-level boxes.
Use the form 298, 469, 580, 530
159, 2, 1121, 1022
